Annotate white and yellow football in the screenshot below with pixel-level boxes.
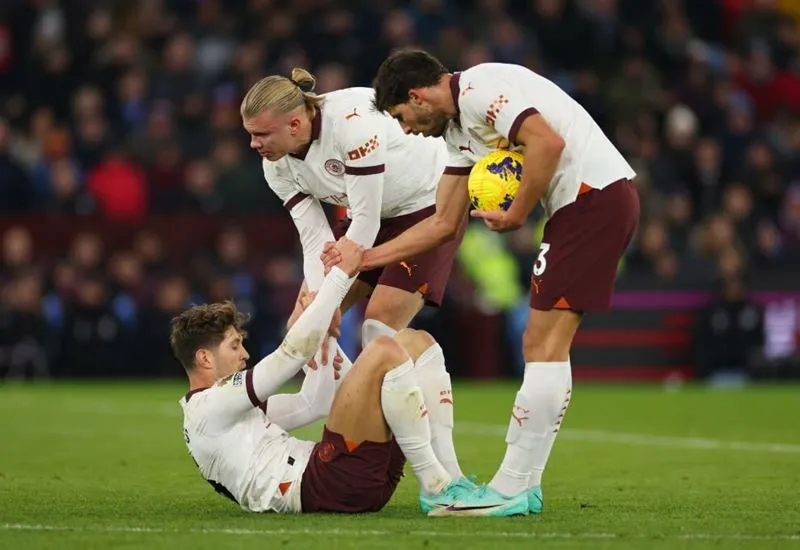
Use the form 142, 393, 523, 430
467, 150, 524, 211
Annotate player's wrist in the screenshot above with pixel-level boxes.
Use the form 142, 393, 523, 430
505, 202, 528, 225
328, 265, 350, 283
360, 248, 377, 271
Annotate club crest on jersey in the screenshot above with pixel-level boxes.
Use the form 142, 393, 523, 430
324, 159, 345, 176
486, 94, 509, 128
347, 135, 379, 161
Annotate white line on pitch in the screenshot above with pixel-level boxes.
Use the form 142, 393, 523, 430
5, 397, 799, 454
2, 523, 799, 541
458, 422, 800, 454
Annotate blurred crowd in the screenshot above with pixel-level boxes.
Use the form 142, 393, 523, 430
1, 0, 800, 378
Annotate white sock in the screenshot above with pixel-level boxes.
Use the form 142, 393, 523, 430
413, 342, 464, 480
528, 362, 572, 487
381, 359, 451, 495
489, 360, 572, 497
362, 319, 397, 347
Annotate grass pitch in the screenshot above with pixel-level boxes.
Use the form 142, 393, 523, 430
1, 380, 798, 549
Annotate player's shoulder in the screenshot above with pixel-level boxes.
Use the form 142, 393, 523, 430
214, 371, 246, 390
262, 156, 292, 182
461, 63, 534, 84
319, 87, 380, 123
185, 373, 243, 404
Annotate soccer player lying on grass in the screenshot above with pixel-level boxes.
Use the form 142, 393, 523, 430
171, 238, 523, 516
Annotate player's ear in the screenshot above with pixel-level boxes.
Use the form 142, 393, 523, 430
408, 89, 423, 105
288, 112, 302, 135
195, 348, 212, 370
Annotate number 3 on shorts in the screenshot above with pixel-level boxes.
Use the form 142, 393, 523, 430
533, 242, 550, 276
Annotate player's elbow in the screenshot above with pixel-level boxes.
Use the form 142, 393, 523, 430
546, 132, 565, 156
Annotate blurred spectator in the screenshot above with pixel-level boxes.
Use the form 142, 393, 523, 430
69, 231, 104, 275
0, 117, 34, 212
1, 225, 35, 283
693, 277, 764, 380
133, 230, 168, 278
86, 147, 149, 222
0, 269, 51, 380
57, 273, 127, 377
134, 274, 191, 377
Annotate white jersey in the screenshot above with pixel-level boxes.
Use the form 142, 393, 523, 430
180, 373, 314, 513
443, 63, 636, 218
179, 268, 352, 513
264, 87, 447, 219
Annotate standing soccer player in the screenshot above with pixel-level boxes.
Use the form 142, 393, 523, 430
323, 49, 640, 515
239, 68, 466, 483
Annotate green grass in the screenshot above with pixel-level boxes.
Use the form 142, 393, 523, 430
1, 380, 799, 549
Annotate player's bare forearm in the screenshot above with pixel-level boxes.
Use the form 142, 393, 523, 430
506, 114, 565, 224
362, 215, 449, 270
361, 173, 469, 270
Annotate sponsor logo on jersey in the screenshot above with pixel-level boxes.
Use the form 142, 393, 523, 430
485, 94, 510, 128
458, 141, 474, 153
347, 135, 380, 161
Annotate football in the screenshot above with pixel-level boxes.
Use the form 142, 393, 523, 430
467, 150, 524, 211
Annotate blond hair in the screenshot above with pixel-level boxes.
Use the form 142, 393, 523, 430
240, 68, 321, 119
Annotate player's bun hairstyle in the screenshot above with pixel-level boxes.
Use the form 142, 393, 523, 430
372, 48, 449, 113
170, 301, 249, 371
240, 67, 321, 119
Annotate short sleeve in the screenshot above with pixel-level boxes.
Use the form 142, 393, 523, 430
460, 74, 540, 146
339, 114, 386, 176
443, 139, 474, 176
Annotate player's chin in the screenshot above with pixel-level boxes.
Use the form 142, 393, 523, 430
429, 124, 447, 138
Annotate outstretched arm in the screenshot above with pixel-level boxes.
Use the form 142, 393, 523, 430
199, 240, 363, 429
244, 265, 351, 406
197, 267, 353, 431
322, 173, 469, 271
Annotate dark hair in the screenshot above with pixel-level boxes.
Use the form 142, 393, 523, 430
373, 49, 449, 113
169, 300, 248, 371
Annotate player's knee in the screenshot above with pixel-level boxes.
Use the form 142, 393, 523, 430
394, 328, 436, 363
363, 288, 423, 327
366, 335, 410, 371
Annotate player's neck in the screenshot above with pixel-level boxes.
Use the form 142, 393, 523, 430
188, 370, 214, 392
292, 110, 314, 154
438, 74, 458, 120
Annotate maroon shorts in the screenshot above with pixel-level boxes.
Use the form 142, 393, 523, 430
300, 426, 405, 513
530, 179, 640, 313
333, 206, 466, 306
